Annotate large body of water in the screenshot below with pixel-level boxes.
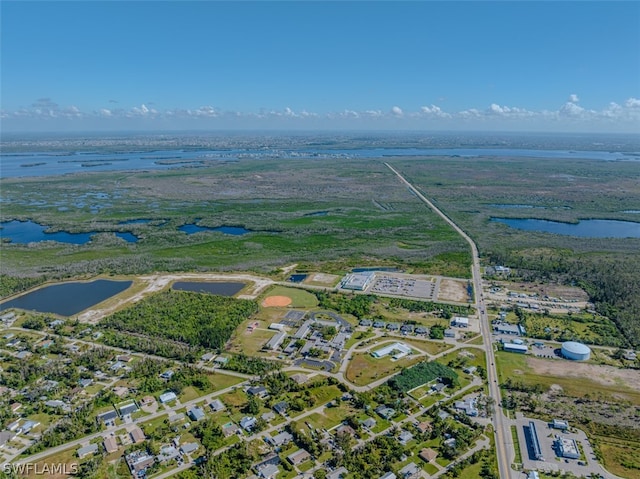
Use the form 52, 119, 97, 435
0, 279, 132, 316
1, 147, 636, 178
0, 219, 255, 244
0, 219, 139, 244
491, 218, 640, 238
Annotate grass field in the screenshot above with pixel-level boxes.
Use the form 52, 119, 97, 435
598, 437, 640, 479
345, 351, 423, 386
21, 446, 78, 479
227, 327, 276, 356
305, 403, 357, 430
511, 425, 522, 464
397, 338, 454, 356
261, 285, 319, 308
207, 372, 245, 391
494, 351, 640, 405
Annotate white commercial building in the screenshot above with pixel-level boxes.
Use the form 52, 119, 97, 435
371, 342, 412, 359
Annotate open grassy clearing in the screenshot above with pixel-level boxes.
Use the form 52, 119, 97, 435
396, 337, 455, 355
227, 327, 276, 356
598, 437, 640, 479
20, 446, 78, 479
345, 351, 424, 386
495, 351, 640, 405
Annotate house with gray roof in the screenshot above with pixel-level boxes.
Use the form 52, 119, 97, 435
268, 431, 293, 447
77, 443, 99, 458
181, 442, 199, 455
209, 398, 225, 412
398, 462, 420, 479
187, 406, 206, 422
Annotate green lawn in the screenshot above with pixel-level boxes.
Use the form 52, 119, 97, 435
424, 463, 439, 475
399, 338, 454, 355
458, 461, 483, 479
228, 327, 276, 356
346, 351, 423, 386
305, 403, 356, 431
511, 425, 522, 464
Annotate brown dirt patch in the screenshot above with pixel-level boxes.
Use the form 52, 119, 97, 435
261, 295, 292, 307
528, 356, 640, 391
495, 280, 589, 301
437, 279, 468, 303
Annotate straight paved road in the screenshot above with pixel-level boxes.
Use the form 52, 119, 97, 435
386, 163, 514, 479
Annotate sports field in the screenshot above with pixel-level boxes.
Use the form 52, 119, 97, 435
261, 285, 318, 308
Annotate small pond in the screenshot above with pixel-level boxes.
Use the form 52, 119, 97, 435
288, 274, 308, 283
171, 281, 246, 296
115, 232, 139, 243
179, 224, 251, 235
118, 219, 152, 225
304, 211, 329, 217
352, 267, 400, 272
491, 218, 640, 238
0, 279, 133, 316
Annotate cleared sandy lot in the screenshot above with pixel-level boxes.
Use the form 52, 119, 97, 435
528, 356, 640, 392
437, 278, 469, 303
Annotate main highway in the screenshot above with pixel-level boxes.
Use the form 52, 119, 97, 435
386, 163, 514, 479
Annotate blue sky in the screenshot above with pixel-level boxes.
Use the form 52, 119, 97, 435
1, 1, 639, 132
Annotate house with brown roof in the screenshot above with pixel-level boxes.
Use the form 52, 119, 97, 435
287, 449, 311, 465
128, 426, 145, 444
419, 447, 438, 463
103, 436, 118, 454
416, 421, 432, 434
335, 424, 356, 437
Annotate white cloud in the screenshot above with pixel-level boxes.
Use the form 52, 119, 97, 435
625, 97, 640, 108
559, 101, 589, 117
459, 108, 481, 119
419, 105, 451, 119
3, 96, 639, 132
569, 94, 580, 103
364, 110, 383, 118
189, 105, 218, 117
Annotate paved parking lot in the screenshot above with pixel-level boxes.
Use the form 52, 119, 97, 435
368, 274, 437, 300
514, 414, 607, 478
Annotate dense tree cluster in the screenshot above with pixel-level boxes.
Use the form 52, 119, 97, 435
223, 353, 281, 375
0, 274, 46, 299
314, 291, 373, 318
100, 290, 258, 351
388, 361, 458, 392
191, 418, 225, 451
387, 297, 470, 316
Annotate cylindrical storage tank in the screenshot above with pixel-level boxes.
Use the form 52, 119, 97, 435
561, 341, 591, 361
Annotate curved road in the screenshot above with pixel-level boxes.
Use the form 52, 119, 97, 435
385, 163, 514, 479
